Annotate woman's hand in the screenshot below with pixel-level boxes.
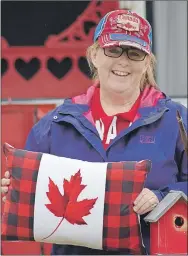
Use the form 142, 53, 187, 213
133, 188, 159, 215
1, 171, 11, 202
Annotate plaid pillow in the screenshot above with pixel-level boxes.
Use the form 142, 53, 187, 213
2, 143, 151, 254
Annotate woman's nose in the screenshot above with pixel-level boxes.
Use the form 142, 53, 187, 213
117, 51, 130, 64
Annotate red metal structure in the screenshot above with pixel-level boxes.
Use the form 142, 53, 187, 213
1, 1, 119, 255
2, 1, 119, 100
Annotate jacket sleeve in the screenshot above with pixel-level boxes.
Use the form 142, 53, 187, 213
153, 104, 188, 201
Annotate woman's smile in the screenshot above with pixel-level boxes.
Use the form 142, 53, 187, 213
111, 70, 130, 77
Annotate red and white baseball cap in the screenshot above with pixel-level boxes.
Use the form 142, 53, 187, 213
94, 10, 152, 54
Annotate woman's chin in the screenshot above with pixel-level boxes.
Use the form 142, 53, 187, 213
108, 84, 130, 94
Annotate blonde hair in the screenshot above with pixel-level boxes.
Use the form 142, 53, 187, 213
86, 41, 158, 90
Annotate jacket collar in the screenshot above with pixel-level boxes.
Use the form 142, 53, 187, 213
53, 84, 170, 122
57, 99, 89, 116
52, 85, 170, 156
71, 82, 166, 108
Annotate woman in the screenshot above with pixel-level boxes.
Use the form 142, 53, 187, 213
1, 9, 187, 255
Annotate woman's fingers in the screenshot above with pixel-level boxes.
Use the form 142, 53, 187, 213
134, 198, 158, 214
2, 196, 7, 202
4, 171, 10, 179
133, 188, 159, 215
1, 172, 11, 202
1, 178, 10, 186
1, 186, 9, 194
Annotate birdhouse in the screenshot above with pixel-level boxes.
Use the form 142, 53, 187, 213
144, 190, 187, 255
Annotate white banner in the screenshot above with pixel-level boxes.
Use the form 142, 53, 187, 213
34, 154, 107, 250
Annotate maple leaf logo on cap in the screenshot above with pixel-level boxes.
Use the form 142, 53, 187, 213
42, 170, 98, 240
117, 14, 140, 32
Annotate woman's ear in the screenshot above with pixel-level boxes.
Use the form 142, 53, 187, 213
143, 55, 150, 73
90, 47, 98, 68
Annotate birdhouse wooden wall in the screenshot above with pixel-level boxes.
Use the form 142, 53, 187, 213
150, 199, 187, 255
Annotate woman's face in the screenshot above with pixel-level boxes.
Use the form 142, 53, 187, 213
91, 46, 149, 95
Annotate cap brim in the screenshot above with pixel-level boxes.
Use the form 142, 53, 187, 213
98, 34, 151, 54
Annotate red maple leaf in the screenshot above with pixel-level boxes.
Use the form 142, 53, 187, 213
124, 22, 134, 29
42, 170, 98, 240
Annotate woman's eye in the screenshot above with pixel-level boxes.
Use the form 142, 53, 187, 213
109, 48, 120, 54
129, 51, 140, 57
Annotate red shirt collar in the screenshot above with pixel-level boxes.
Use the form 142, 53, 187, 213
91, 87, 141, 122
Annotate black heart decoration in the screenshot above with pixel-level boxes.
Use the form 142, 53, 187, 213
1, 58, 8, 76
47, 57, 73, 79
15, 58, 40, 80
78, 57, 91, 78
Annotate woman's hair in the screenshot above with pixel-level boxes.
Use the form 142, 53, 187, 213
86, 41, 158, 90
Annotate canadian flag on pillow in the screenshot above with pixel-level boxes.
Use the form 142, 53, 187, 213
34, 154, 106, 248
2, 143, 151, 254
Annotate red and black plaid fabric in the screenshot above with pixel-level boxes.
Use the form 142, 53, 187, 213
103, 161, 151, 254
2, 143, 151, 254
2, 143, 42, 240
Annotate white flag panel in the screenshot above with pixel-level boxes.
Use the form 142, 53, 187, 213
34, 154, 107, 250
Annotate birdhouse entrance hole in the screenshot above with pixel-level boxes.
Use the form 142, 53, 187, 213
175, 216, 184, 228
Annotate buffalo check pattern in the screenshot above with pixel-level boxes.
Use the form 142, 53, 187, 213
2, 143, 42, 241
2, 143, 151, 254
103, 161, 150, 254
